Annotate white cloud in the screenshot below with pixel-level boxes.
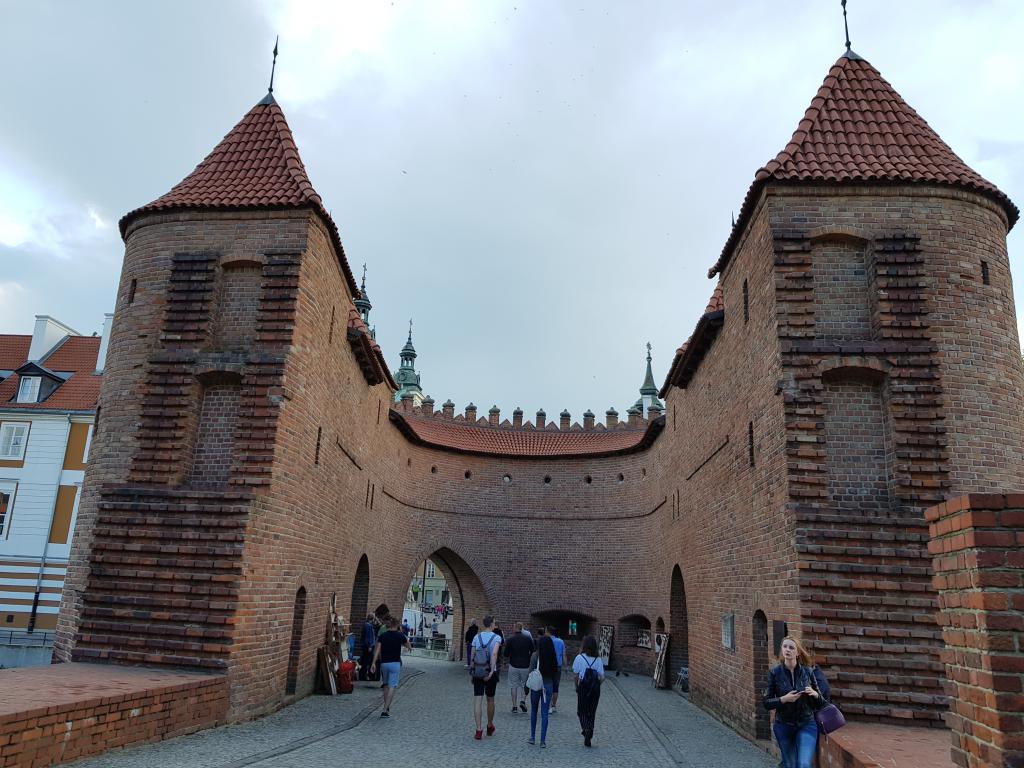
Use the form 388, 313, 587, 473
0, 281, 30, 333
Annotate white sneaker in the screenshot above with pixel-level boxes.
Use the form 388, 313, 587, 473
549, 706, 557, 714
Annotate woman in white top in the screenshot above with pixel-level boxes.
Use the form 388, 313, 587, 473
572, 634, 605, 747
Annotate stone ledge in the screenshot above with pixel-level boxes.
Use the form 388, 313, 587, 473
0, 663, 227, 767
818, 722, 952, 768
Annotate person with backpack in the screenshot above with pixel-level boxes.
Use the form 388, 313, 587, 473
526, 626, 559, 748
572, 634, 605, 747
469, 615, 502, 740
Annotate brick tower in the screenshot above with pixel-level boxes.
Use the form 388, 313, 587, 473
53, 90, 393, 717
658, 48, 1022, 730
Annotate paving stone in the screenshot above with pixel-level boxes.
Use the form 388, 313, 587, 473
70, 658, 776, 768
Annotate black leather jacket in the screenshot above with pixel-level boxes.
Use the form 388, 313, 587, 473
763, 664, 831, 725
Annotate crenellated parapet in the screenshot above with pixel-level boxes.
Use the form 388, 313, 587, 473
395, 398, 651, 432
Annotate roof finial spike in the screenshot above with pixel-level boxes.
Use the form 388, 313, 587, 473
361, 262, 367, 291
408, 318, 413, 341
269, 36, 279, 94
646, 341, 652, 362
841, 0, 851, 51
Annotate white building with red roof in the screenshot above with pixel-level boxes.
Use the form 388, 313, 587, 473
0, 313, 110, 646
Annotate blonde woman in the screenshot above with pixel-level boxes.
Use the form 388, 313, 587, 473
762, 636, 831, 768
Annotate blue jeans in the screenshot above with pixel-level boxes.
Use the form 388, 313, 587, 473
530, 681, 554, 743
773, 719, 817, 768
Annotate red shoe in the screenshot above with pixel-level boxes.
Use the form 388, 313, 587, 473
486, 724, 496, 736
474, 730, 482, 740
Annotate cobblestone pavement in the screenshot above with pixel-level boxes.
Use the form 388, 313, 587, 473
71, 658, 775, 768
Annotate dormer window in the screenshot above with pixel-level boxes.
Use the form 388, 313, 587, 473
17, 376, 40, 404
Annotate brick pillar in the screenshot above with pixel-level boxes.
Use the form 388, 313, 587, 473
536, 409, 546, 429
465, 403, 477, 422
488, 405, 500, 426
606, 407, 618, 428
559, 410, 571, 430
512, 408, 523, 428
583, 410, 595, 429
442, 399, 455, 418
421, 396, 434, 415
927, 493, 1024, 768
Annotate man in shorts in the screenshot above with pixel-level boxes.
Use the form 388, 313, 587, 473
469, 615, 502, 739
370, 617, 411, 718
504, 622, 534, 713
549, 626, 567, 713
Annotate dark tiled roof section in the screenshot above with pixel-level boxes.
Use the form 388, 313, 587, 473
347, 308, 398, 391
660, 283, 723, 398
0, 336, 30, 370
0, 336, 101, 412
709, 52, 1019, 278
119, 96, 358, 295
391, 411, 664, 459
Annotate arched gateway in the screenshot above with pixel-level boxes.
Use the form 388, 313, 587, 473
52, 46, 1024, 756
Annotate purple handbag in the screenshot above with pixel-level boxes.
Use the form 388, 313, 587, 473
809, 668, 845, 734
815, 703, 846, 734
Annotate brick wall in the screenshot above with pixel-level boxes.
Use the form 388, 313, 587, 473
824, 376, 893, 512
928, 493, 1024, 768
55, 180, 1023, 744
0, 665, 226, 768
189, 381, 240, 486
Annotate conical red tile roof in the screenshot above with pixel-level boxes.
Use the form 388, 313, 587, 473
120, 94, 358, 293
709, 52, 1018, 277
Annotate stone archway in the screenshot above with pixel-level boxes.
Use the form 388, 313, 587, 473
670, 565, 689, 687
403, 547, 491, 662
284, 586, 307, 696
350, 554, 369, 627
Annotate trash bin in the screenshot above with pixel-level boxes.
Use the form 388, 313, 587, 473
338, 660, 356, 694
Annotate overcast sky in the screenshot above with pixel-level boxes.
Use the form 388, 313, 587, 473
2, 1, 1022, 418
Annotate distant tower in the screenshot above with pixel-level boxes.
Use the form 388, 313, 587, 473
393, 320, 424, 405
354, 264, 373, 335
635, 342, 663, 419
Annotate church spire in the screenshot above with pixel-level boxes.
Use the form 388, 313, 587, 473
393, 319, 424, 405
354, 263, 372, 325
634, 343, 663, 418
640, 342, 659, 396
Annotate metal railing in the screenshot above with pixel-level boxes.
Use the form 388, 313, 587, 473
0, 630, 55, 647
410, 636, 452, 654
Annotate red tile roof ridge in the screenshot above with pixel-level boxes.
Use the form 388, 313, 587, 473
391, 409, 664, 458
119, 95, 358, 296
709, 52, 1018, 279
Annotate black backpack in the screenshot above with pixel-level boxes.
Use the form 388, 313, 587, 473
579, 655, 601, 697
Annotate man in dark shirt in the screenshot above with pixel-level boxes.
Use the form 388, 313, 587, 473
370, 617, 412, 717
504, 622, 535, 713
464, 618, 479, 668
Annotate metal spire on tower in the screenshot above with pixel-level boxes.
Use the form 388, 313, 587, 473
841, 0, 851, 51
269, 36, 279, 93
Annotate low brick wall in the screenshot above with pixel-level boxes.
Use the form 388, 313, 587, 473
928, 493, 1024, 768
0, 663, 227, 767
816, 721, 953, 768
